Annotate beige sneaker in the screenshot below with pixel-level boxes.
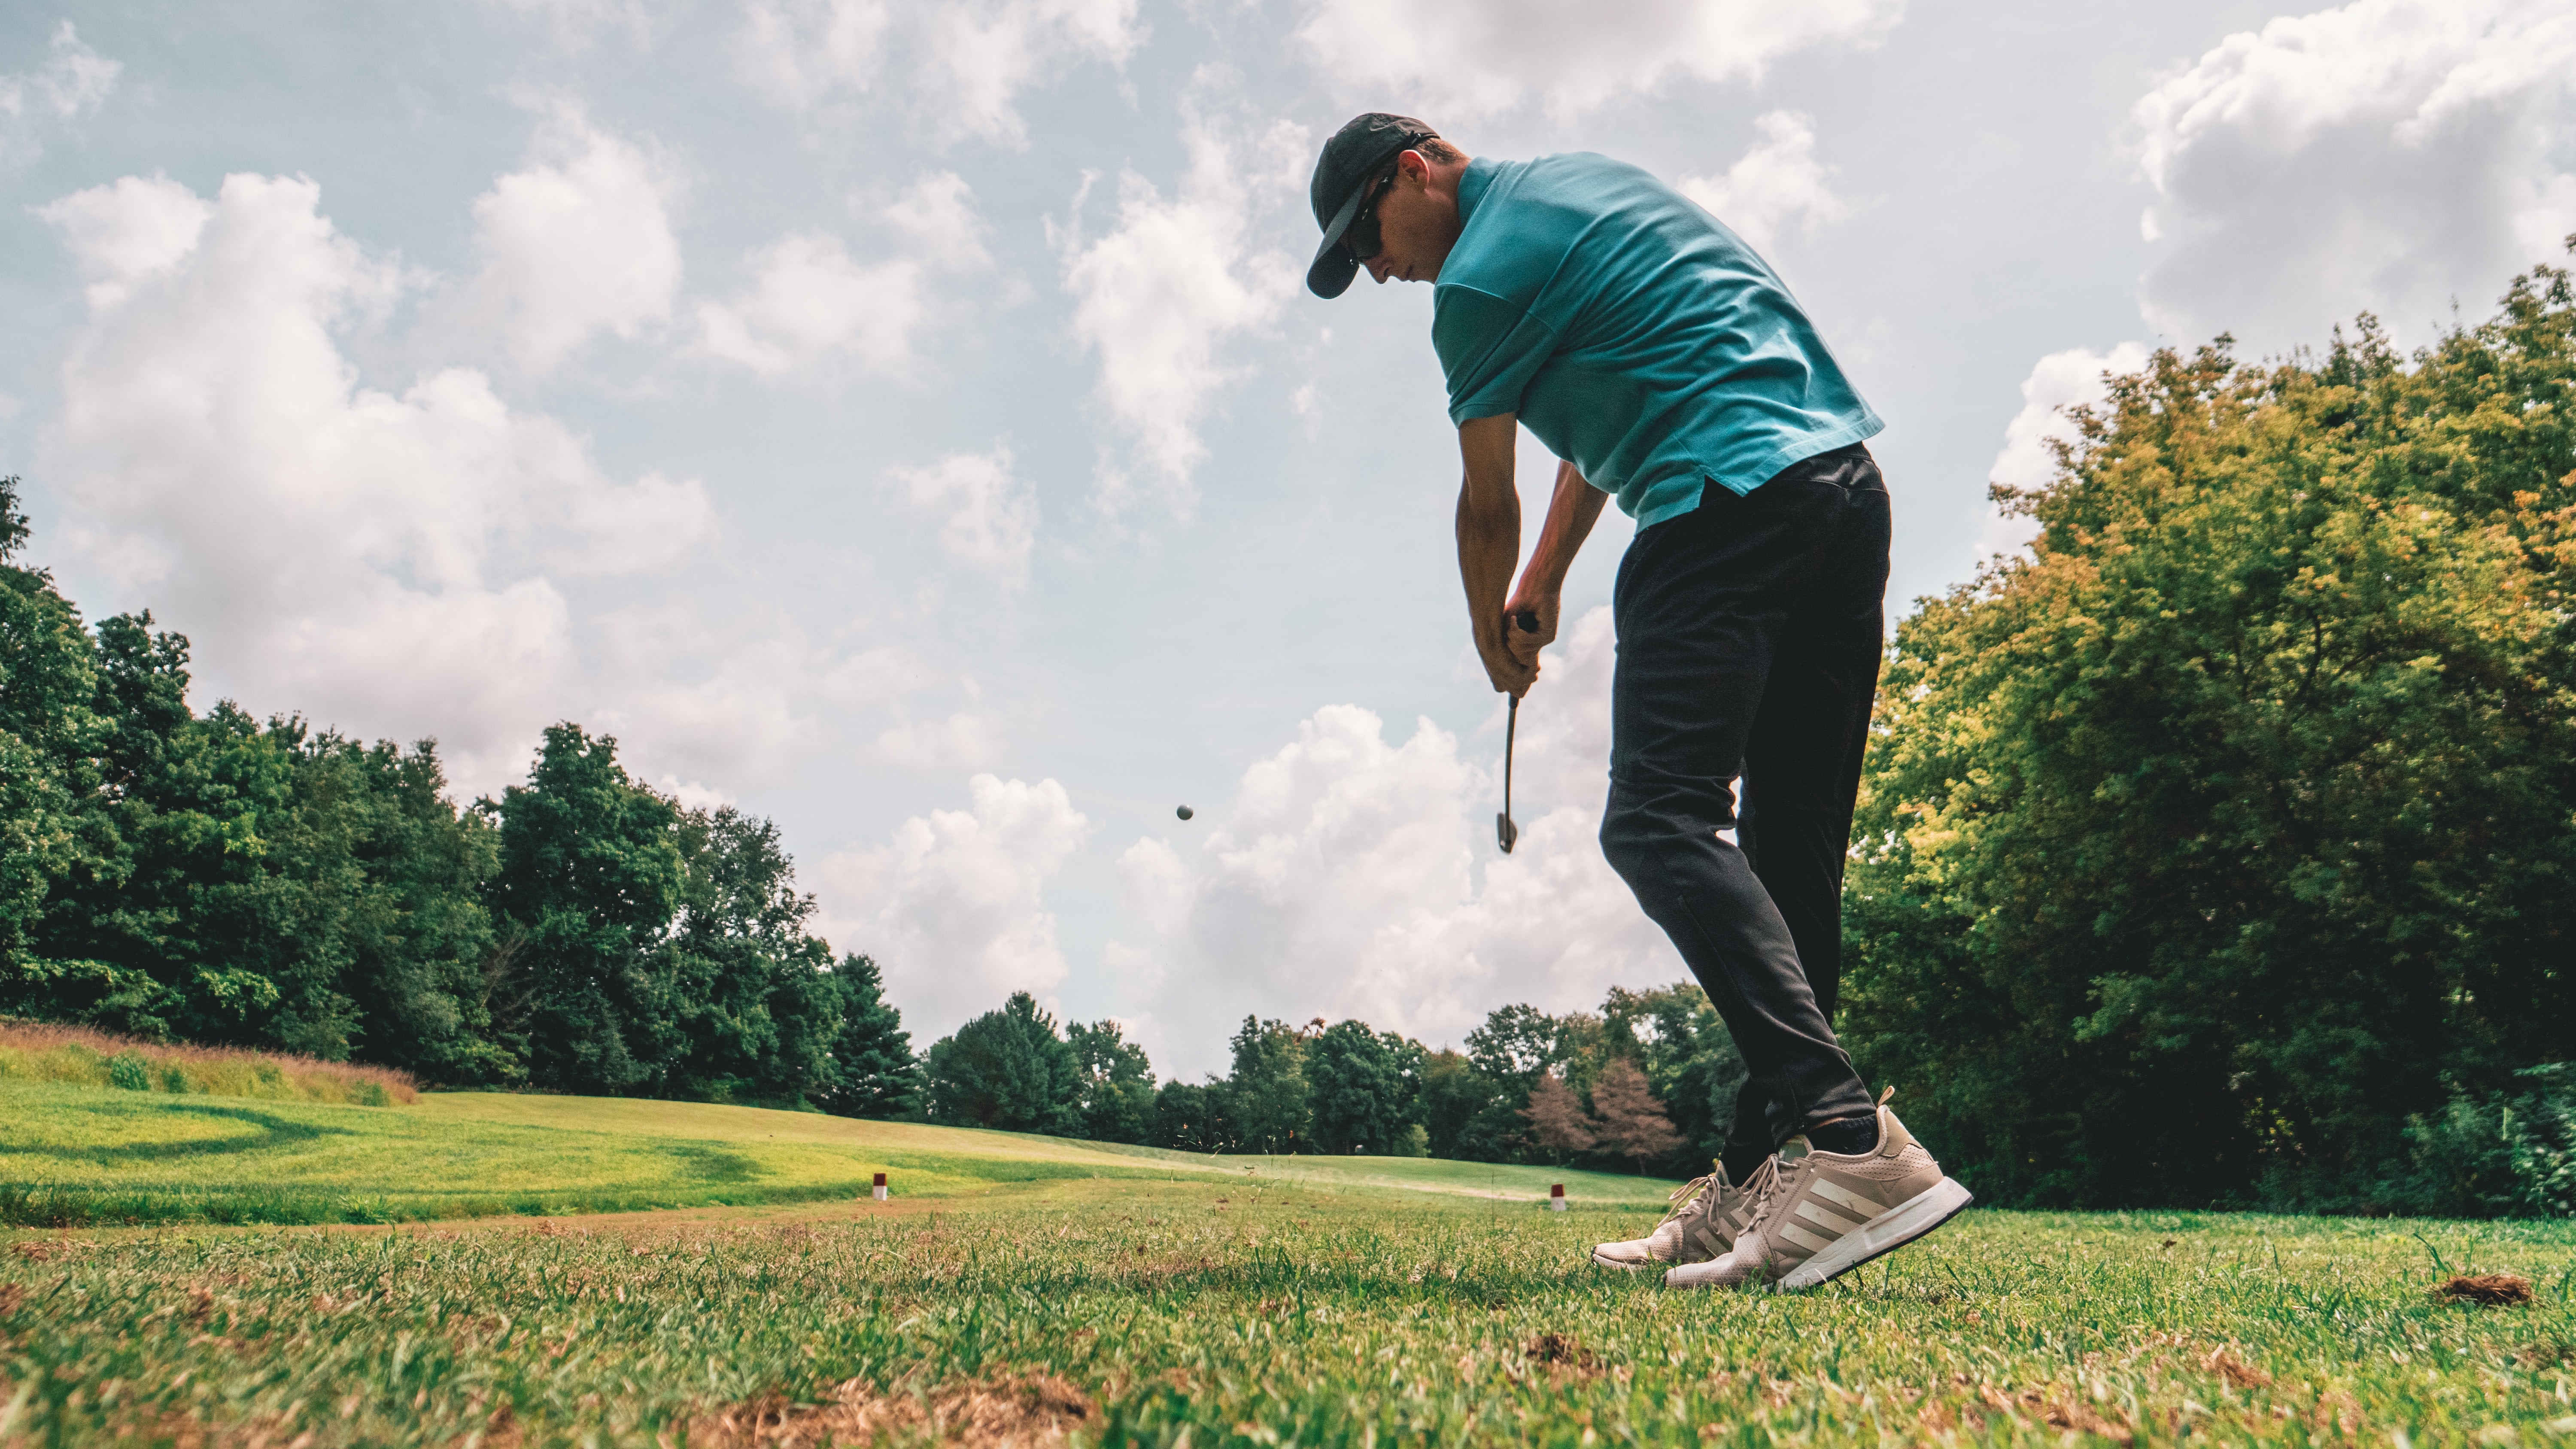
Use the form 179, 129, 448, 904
1665, 1095, 1970, 1293
1590, 1166, 1756, 1270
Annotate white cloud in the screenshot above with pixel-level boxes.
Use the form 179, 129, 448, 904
35, 170, 713, 792
1114, 607, 1681, 1079
0, 20, 118, 164
1677, 111, 1852, 253
884, 170, 993, 270
2132, 0, 2576, 348
696, 173, 991, 380
872, 713, 1006, 771
916, 0, 1142, 144
441, 109, 687, 374
811, 775, 1093, 1035
890, 444, 1039, 586
1295, 0, 1902, 121
734, 0, 1139, 142
1975, 343, 2151, 560
695, 230, 925, 377
1057, 102, 1310, 519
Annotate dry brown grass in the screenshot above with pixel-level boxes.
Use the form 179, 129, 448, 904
0, 1018, 417, 1105
690, 1373, 1095, 1447
2435, 1273, 2536, 1307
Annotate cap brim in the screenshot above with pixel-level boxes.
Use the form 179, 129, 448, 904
1305, 173, 1372, 299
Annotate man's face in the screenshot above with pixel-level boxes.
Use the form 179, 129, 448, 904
1361, 151, 1461, 285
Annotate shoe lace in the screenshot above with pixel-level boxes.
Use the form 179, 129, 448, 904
1658, 1173, 1715, 1227
1737, 1154, 1799, 1232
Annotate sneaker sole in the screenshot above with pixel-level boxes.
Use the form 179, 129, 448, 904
1590, 1248, 1661, 1270
1777, 1176, 1974, 1291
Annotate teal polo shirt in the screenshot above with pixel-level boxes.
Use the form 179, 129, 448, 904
1432, 152, 1882, 527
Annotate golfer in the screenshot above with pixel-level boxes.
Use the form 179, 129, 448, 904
1305, 114, 1970, 1291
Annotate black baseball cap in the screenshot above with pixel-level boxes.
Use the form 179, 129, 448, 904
1307, 112, 1440, 299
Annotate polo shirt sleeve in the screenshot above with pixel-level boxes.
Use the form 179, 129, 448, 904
1432, 284, 1561, 426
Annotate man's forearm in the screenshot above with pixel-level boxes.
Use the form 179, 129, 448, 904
1516, 461, 1609, 601
1456, 413, 1530, 692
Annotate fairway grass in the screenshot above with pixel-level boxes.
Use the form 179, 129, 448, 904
0, 1084, 1672, 1228
4, 1189, 2571, 1446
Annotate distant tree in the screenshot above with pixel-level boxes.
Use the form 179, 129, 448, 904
1466, 1002, 1558, 1092
1590, 1058, 1686, 1172
485, 725, 687, 1094
1067, 1018, 1156, 1144
1419, 1047, 1513, 1162
814, 953, 920, 1119
1520, 1070, 1597, 1162
1306, 1019, 1419, 1154
1152, 1080, 1233, 1152
1224, 1015, 1311, 1153
924, 991, 1082, 1133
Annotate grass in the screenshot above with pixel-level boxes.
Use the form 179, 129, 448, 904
3, 1186, 2572, 1445
0, 1019, 417, 1106
0, 1082, 1674, 1228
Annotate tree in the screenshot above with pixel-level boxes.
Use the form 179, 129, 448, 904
1590, 1058, 1686, 1172
1420, 1048, 1513, 1161
924, 991, 1082, 1134
1067, 1018, 1157, 1143
659, 805, 843, 1105
815, 953, 920, 1118
1845, 259, 2576, 1209
1152, 1080, 1233, 1152
1223, 1016, 1311, 1153
1306, 1019, 1420, 1154
485, 725, 687, 1094
1519, 1071, 1597, 1161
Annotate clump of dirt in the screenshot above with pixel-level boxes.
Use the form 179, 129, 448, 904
2202, 1345, 2274, 1389
9, 1239, 91, 1262
693, 1373, 1094, 1447
1524, 1333, 1598, 1370
2437, 1274, 2534, 1307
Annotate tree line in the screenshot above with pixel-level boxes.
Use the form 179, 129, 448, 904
896, 984, 1743, 1179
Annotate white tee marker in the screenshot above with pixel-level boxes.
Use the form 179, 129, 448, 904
872, 1172, 889, 1202
1549, 1183, 1567, 1212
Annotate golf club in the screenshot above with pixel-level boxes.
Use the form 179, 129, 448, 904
1497, 609, 1540, 854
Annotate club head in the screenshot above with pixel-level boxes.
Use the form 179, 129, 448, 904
1496, 811, 1518, 854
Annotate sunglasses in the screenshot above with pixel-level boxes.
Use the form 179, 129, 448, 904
1342, 165, 1402, 262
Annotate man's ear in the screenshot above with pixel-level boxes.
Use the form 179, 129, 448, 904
1397, 149, 1432, 185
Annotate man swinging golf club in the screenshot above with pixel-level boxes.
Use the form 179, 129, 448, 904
1306, 114, 1970, 1292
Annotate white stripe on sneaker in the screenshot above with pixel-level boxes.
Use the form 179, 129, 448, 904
1779, 1177, 1974, 1291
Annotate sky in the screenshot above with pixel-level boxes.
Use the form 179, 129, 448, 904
2, 0, 2569, 1079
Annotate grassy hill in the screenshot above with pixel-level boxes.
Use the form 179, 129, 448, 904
0, 1080, 1679, 1227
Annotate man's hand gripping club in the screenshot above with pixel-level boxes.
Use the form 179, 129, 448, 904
1455, 413, 1610, 696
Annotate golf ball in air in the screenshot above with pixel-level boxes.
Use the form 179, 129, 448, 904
1176, 805, 1195, 821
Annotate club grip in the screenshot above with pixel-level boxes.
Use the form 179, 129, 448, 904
1513, 610, 1540, 633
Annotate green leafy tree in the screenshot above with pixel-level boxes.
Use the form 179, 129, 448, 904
814, 953, 920, 1118
1845, 259, 2576, 1209
1151, 1080, 1233, 1152
1306, 1019, 1421, 1154
923, 991, 1082, 1133
656, 805, 844, 1104
0, 476, 106, 981
1066, 1018, 1157, 1144
485, 725, 688, 1094
1419, 1047, 1512, 1161
1222, 1015, 1311, 1153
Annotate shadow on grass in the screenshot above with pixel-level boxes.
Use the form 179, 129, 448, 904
29, 1103, 357, 1165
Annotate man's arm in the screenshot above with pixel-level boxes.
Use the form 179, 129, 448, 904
1455, 413, 1531, 696
1503, 459, 1609, 670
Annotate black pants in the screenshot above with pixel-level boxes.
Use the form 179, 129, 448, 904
1599, 444, 1888, 1164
